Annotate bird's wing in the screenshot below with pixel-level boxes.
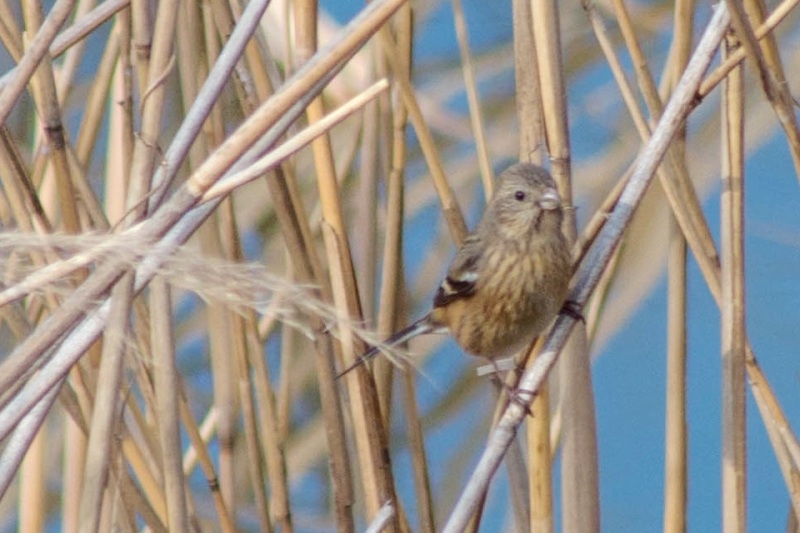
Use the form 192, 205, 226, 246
433, 233, 483, 307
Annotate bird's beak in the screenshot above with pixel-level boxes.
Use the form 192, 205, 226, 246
538, 188, 561, 210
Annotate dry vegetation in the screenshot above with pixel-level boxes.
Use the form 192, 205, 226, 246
0, 0, 799, 531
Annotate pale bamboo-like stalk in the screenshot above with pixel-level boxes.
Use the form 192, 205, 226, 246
0, 0, 23, 59
609, 0, 721, 298
665, 13, 695, 507
720, 34, 747, 533
201, 225, 238, 510
53, 0, 94, 103
105, 9, 133, 226
372, 6, 409, 420
22, 0, 80, 233
662, 3, 692, 523
512, 0, 545, 166
73, 27, 118, 166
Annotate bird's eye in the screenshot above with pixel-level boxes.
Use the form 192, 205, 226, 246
514, 191, 526, 201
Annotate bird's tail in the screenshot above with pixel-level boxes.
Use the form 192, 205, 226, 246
336, 316, 433, 379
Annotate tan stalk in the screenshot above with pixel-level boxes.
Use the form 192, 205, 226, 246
77, 279, 133, 533
295, 1, 398, 528
377, 27, 468, 244
19, 426, 45, 532
74, 27, 120, 166
723, 0, 800, 177
720, 34, 747, 533
664, 220, 688, 533
699, 0, 800, 97
512, 0, 552, 529
150, 278, 190, 531
451, 0, 494, 195
105, 9, 134, 226
611, 3, 800, 514
53, 0, 95, 101
0, 0, 75, 126
380, 6, 435, 531
125, 0, 179, 220
535, 2, 599, 531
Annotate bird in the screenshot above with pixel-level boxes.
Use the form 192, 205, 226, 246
337, 162, 573, 379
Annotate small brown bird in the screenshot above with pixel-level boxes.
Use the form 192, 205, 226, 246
337, 163, 572, 378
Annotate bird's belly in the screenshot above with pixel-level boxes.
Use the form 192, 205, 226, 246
447, 293, 557, 359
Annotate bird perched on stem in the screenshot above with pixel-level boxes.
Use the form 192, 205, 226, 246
337, 163, 573, 378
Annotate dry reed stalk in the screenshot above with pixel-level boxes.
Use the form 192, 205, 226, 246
294, 1, 398, 529
377, 27, 467, 244
77, 279, 133, 532
613, 6, 800, 518
535, 2, 599, 531
662, 6, 692, 524
150, 277, 190, 531
51, 0, 94, 102
0, 1, 23, 59
451, 0, 494, 195
0, 0, 75, 124
0, 0, 405, 434
720, 34, 747, 532
1, 3, 406, 528
19, 425, 45, 531
724, 0, 800, 177
511, 1, 553, 529
609, 0, 722, 298
372, 1, 411, 420
372, 5, 437, 531
664, 220, 688, 533
699, 0, 800, 98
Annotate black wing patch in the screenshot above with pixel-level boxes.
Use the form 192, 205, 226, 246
433, 238, 481, 307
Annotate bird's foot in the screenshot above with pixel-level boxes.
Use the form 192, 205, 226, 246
561, 299, 585, 322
